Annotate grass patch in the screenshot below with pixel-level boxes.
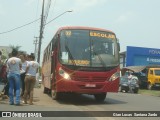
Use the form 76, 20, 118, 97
139, 89, 160, 97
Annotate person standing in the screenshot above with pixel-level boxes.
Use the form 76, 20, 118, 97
23, 54, 39, 105
19, 53, 28, 97
0, 51, 3, 70
0, 50, 2, 64
128, 72, 133, 80
128, 72, 133, 93
3, 53, 12, 97
7, 49, 22, 105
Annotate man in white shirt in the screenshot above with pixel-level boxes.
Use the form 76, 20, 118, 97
7, 49, 22, 105
23, 54, 39, 105
19, 53, 28, 96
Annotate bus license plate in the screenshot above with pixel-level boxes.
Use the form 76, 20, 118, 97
85, 84, 96, 87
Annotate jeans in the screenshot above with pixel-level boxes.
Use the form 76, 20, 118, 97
20, 72, 26, 96
8, 73, 21, 105
24, 75, 36, 104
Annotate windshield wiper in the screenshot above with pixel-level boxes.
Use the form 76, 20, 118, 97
93, 51, 107, 70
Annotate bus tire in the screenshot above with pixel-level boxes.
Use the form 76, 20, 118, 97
51, 89, 62, 100
94, 93, 106, 102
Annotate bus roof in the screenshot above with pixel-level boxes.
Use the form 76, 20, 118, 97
57, 26, 115, 34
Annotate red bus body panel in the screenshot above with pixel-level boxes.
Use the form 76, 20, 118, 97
52, 63, 119, 94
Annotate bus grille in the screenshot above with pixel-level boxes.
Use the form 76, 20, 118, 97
71, 75, 108, 82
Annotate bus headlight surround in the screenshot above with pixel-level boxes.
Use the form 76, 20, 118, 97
59, 68, 71, 80
109, 71, 120, 81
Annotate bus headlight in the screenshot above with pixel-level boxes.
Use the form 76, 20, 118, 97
109, 72, 120, 81
59, 68, 71, 80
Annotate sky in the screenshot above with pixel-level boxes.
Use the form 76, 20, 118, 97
0, 0, 160, 63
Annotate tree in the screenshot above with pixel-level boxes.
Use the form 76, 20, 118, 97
9, 45, 21, 51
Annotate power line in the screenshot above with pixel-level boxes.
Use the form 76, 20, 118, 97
0, 18, 40, 35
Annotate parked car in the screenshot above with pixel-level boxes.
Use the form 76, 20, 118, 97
132, 72, 148, 89
119, 76, 139, 93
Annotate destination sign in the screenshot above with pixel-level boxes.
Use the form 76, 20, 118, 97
90, 32, 115, 39
69, 60, 90, 65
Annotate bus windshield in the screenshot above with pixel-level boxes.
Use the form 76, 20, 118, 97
59, 29, 119, 67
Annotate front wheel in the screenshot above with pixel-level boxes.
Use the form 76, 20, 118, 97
94, 93, 107, 102
51, 89, 62, 100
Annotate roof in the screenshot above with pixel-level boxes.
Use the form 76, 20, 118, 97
121, 66, 146, 75
121, 65, 160, 76
57, 26, 115, 34
149, 67, 160, 70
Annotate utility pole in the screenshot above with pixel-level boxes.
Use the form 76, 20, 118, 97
37, 0, 45, 63
33, 37, 39, 61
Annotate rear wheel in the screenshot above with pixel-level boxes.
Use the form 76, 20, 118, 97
94, 93, 106, 102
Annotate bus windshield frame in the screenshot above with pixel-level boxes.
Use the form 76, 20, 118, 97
58, 29, 119, 68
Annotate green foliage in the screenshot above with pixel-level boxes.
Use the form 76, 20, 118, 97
1, 55, 7, 60
139, 89, 160, 97
9, 45, 21, 51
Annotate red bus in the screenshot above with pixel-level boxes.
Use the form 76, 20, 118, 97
42, 26, 120, 101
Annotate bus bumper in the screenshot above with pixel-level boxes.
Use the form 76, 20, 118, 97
56, 78, 119, 94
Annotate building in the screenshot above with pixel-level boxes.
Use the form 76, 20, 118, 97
120, 46, 160, 68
